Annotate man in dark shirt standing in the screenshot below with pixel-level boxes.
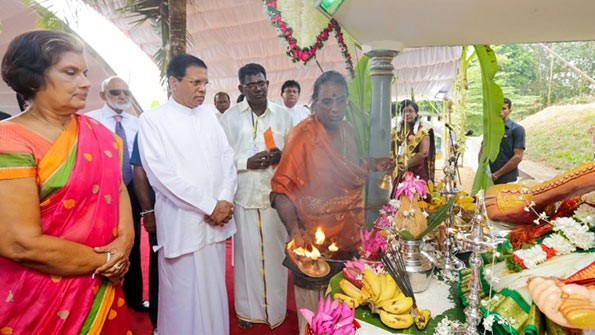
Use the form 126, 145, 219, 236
130, 134, 158, 335
489, 97, 526, 184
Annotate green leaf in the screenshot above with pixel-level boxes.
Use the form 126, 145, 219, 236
471, 45, 505, 195
328, 272, 466, 334
346, 55, 371, 157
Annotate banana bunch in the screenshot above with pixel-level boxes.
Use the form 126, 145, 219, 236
420, 180, 475, 211
334, 269, 418, 329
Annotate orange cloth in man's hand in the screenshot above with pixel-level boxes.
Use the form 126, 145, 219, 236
263, 127, 278, 168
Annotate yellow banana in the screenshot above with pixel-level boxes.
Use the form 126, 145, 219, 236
362, 270, 381, 302
378, 297, 413, 315
414, 309, 432, 330
378, 274, 397, 303
333, 293, 360, 308
339, 279, 366, 303
378, 310, 414, 329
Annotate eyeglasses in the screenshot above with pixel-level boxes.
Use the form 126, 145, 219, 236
318, 96, 348, 109
242, 80, 268, 90
176, 77, 211, 88
108, 89, 131, 97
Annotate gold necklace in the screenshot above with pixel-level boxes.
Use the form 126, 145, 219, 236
29, 110, 68, 131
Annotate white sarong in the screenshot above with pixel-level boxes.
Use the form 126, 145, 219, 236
157, 242, 229, 335
233, 205, 288, 328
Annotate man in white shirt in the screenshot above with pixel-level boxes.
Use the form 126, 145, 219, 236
219, 64, 293, 329
139, 54, 236, 335
281, 80, 310, 126
86, 76, 147, 312
214, 91, 231, 115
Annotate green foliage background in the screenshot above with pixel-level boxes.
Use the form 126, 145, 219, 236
465, 42, 595, 136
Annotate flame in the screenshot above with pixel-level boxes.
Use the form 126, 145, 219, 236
328, 242, 338, 252
315, 227, 325, 245
287, 239, 295, 250
305, 245, 321, 260
293, 247, 307, 256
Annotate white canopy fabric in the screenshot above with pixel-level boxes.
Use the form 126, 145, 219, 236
394, 46, 461, 101
0, 0, 461, 114
87, 0, 461, 107
0, 0, 118, 115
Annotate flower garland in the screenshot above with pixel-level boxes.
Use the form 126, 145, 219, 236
507, 215, 595, 272
263, 0, 355, 77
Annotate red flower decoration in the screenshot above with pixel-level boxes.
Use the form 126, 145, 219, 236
263, 0, 354, 76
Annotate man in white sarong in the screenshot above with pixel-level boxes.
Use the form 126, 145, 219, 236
139, 54, 236, 335
219, 63, 293, 329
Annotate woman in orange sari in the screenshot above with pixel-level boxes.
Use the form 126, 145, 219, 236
0, 30, 134, 334
271, 71, 393, 334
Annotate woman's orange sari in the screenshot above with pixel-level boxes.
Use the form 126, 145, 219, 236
271, 115, 367, 253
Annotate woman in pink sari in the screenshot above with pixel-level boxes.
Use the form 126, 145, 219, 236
0, 31, 134, 334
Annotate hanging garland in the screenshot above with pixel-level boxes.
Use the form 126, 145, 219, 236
263, 0, 355, 77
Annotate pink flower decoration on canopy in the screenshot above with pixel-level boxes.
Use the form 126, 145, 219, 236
393, 172, 427, 201
300, 295, 357, 335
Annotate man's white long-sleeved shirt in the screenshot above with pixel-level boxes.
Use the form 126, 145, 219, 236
139, 98, 237, 258
284, 104, 311, 126
86, 104, 138, 156
219, 100, 292, 209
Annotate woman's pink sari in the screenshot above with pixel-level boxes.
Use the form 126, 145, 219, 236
0, 114, 131, 335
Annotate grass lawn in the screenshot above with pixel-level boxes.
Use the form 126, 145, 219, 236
520, 103, 594, 171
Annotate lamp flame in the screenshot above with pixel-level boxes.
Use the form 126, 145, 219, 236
305, 245, 321, 260
293, 247, 307, 256
328, 242, 338, 252
315, 227, 325, 245
287, 239, 295, 250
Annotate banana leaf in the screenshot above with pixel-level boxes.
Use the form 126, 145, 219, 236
471, 46, 505, 195
400, 197, 456, 241
328, 271, 466, 334
346, 56, 372, 157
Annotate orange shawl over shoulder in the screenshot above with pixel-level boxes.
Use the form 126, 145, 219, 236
271, 115, 367, 253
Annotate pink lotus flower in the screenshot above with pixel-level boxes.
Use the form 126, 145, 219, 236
300, 295, 357, 335
358, 228, 388, 259
394, 172, 427, 201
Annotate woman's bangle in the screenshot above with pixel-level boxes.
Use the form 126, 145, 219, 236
140, 209, 154, 216
106, 251, 111, 263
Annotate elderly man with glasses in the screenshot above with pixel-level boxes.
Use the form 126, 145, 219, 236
86, 76, 148, 312
219, 63, 293, 329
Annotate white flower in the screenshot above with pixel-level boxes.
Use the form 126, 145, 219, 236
494, 251, 501, 258
483, 314, 495, 332
539, 212, 549, 220
514, 246, 547, 269
422, 211, 429, 218
518, 196, 525, 200
524, 207, 530, 212
533, 219, 541, 225
573, 232, 595, 250
552, 217, 595, 249
521, 188, 530, 193
529, 201, 536, 207
542, 234, 576, 255
574, 204, 595, 219
389, 199, 401, 208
